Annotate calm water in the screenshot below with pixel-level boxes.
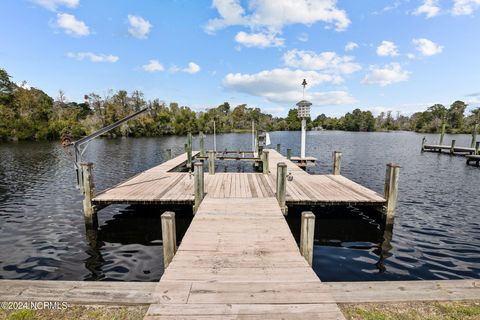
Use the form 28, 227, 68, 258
0, 131, 479, 281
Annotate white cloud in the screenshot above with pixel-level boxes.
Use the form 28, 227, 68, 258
128, 15, 152, 39
205, 0, 350, 33
413, 38, 443, 56
183, 62, 201, 74
298, 33, 309, 42
283, 49, 361, 75
142, 60, 164, 72
362, 63, 410, 86
31, 0, 78, 11
407, 53, 416, 59
345, 42, 358, 51
376, 41, 399, 57
234, 31, 284, 48
56, 13, 89, 36
414, 0, 441, 18
67, 52, 119, 62
223, 68, 352, 105
452, 0, 480, 15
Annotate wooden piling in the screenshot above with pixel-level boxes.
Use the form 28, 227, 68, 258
439, 123, 446, 145
186, 133, 193, 169
476, 141, 480, 155
333, 151, 342, 175
384, 164, 400, 226
276, 162, 287, 215
166, 149, 172, 161
300, 211, 315, 266
287, 148, 292, 160
161, 211, 177, 269
276, 143, 281, 153
199, 132, 205, 157
450, 139, 456, 154
208, 150, 215, 175
194, 162, 204, 214
262, 150, 270, 174
421, 137, 426, 152
81, 162, 97, 227
471, 124, 478, 148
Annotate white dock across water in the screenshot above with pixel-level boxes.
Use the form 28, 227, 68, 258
87, 149, 389, 319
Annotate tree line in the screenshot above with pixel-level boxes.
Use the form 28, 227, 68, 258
0, 68, 478, 141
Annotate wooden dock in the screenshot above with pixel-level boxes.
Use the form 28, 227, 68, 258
145, 197, 345, 319
81, 149, 393, 319
92, 149, 386, 207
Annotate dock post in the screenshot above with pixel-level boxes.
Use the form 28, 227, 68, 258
421, 137, 426, 152
439, 123, 446, 145
384, 164, 400, 226
276, 163, 287, 215
208, 150, 215, 175
166, 148, 172, 161
187, 132, 192, 169
276, 143, 281, 153
476, 141, 480, 155
287, 148, 292, 160
471, 124, 478, 148
300, 211, 315, 266
333, 151, 342, 175
194, 162, 204, 214
450, 139, 456, 154
81, 162, 97, 227
262, 150, 270, 174
161, 211, 177, 269
199, 132, 205, 157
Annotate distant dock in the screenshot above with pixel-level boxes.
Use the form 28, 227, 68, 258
421, 123, 479, 167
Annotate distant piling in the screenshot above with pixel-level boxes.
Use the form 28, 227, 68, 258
471, 124, 478, 148
450, 140, 456, 155
208, 150, 215, 175
276, 143, 281, 153
300, 211, 315, 266
166, 149, 172, 161
384, 163, 400, 226
439, 124, 446, 145
287, 148, 292, 160
421, 137, 426, 152
161, 211, 177, 269
199, 132, 205, 157
475, 141, 480, 155
333, 151, 342, 175
262, 150, 270, 174
194, 162, 204, 214
187, 133, 192, 169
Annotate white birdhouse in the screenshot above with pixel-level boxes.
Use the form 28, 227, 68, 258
296, 100, 312, 119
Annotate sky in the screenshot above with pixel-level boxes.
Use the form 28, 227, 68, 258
1, 0, 480, 118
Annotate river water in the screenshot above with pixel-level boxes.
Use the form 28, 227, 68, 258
0, 131, 479, 281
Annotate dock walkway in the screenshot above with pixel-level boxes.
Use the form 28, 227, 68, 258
144, 197, 345, 319
86, 149, 389, 319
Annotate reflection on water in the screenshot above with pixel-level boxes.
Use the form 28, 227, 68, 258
0, 131, 479, 281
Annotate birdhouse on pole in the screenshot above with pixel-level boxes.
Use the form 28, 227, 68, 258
296, 79, 312, 159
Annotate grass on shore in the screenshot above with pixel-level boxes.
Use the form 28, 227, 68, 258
0, 305, 147, 320
340, 301, 480, 320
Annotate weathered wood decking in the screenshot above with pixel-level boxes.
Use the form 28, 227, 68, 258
88, 149, 387, 319
92, 149, 386, 206
1, 279, 479, 305
145, 197, 345, 319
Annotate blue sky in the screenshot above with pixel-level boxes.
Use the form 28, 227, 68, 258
1, 0, 480, 118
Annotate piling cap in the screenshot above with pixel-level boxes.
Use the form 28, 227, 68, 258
277, 162, 287, 167
387, 163, 401, 168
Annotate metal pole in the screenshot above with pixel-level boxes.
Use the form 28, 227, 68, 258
301, 118, 306, 159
